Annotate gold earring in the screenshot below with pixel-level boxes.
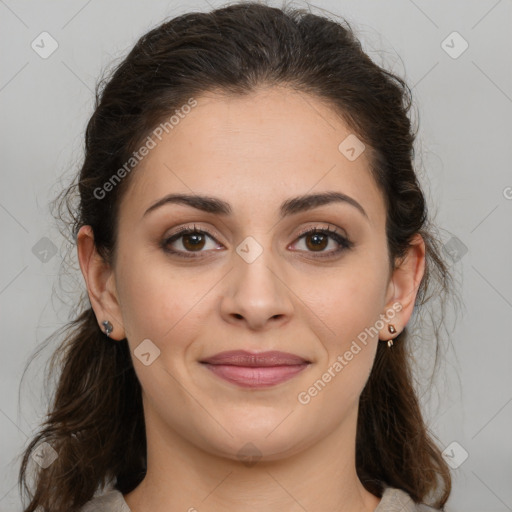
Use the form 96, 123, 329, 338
387, 324, 397, 348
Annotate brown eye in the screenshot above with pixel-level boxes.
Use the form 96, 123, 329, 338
291, 226, 354, 258
304, 231, 329, 251
181, 232, 207, 251
161, 224, 353, 260
162, 225, 222, 258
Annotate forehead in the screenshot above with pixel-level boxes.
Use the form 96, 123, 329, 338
119, 86, 386, 226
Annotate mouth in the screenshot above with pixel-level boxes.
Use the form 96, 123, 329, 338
199, 350, 311, 388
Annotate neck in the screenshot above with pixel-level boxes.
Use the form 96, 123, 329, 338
124, 401, 382, 512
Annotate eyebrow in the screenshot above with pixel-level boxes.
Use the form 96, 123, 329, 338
143, 191, 369, 221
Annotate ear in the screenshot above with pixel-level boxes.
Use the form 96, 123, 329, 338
379, 233, 426, 342
76, 225, 126, 340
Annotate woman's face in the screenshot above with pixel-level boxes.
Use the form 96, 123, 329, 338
88, 86, 419, 461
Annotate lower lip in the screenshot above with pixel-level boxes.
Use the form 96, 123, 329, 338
202, 363, 309, 388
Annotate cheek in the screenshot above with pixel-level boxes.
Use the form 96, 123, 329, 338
303, 276, 383, 404
300, 262, 387, 399
116, 253, 216, 354
115, 254, 182, 339
309, 264, 387, 341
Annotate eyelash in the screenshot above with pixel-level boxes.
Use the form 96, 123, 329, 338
161, 223, 354, 260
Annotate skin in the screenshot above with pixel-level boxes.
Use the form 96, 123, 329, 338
77, 85, 425, 512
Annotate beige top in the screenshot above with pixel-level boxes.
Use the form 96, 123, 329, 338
80, 486, 441, 511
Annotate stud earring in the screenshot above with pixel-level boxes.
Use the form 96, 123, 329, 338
102, 320, 113, 337
387, 324, 397, 348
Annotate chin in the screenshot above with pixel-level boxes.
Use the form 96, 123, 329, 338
192, 419, 314, 464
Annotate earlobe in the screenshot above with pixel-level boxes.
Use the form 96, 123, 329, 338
76, 225, 126, 340
380, 234, 426, 342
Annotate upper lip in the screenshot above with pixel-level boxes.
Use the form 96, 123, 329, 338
200, 350, 310, 366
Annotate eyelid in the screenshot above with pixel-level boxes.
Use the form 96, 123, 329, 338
294, 223, 348, 240
165, 222, 347, 242
161, 223, 222, 243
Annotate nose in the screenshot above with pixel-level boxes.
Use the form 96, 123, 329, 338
219, 250, 294, 331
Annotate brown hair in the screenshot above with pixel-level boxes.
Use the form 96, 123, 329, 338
17, 2, 459, 510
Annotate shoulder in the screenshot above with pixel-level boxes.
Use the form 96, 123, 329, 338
80, 489, 132, 512
376, 487, 442, 512
79, 485, 440, 512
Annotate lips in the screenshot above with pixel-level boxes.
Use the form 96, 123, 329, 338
200, 350, 310, 366
200, 350, 311, 388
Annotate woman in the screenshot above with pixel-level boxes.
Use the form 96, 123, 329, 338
18, 2, 456, 511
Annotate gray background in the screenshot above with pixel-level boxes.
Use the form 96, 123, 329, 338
1, 0, 511, 511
